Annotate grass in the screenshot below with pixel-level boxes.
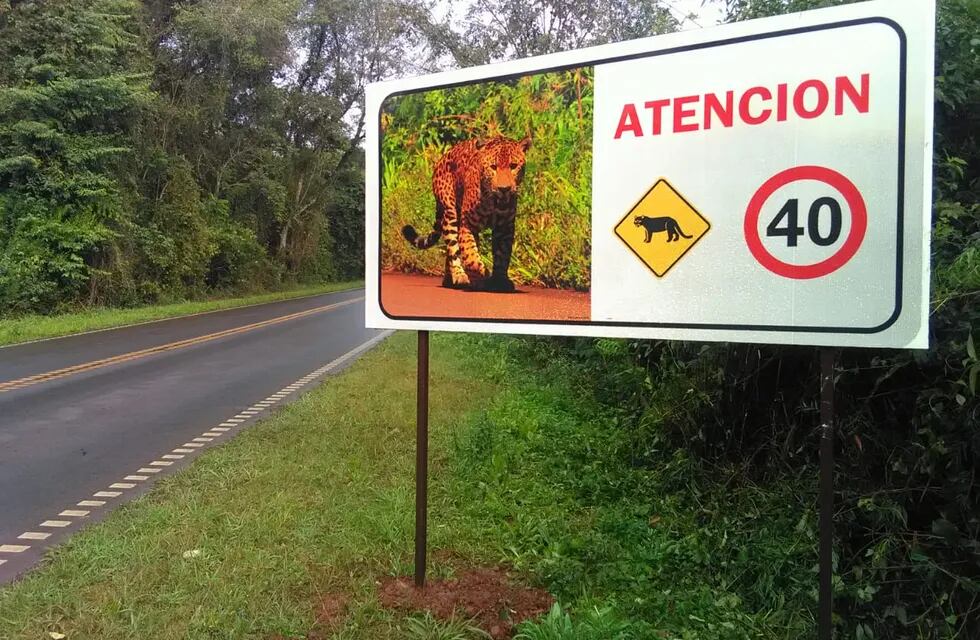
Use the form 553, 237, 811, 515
0, 280, 363, 347
0, 332, 814, 639
0, 332, 494, 639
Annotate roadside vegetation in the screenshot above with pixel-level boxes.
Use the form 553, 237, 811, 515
0, 332, 814, 639
0, 0, 380, 316
0, 280, 362, 347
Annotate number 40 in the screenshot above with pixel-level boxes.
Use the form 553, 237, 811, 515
766, 197, 842, 247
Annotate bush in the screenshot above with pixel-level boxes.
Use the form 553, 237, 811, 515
205, 197, 279, 292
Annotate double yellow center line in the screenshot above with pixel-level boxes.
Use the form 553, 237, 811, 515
0, 296, 363, 394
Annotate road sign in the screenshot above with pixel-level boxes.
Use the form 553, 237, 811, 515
744, 166, 868, 280
365, 0, 935, 348
614, 178, 710, 278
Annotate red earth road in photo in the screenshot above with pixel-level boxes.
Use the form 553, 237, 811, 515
380, 272, 590, 321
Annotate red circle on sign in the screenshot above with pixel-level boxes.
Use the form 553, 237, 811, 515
744, 166, 867, 279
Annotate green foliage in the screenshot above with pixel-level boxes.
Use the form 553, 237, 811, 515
443, 334, 814, 639
404, 613, 491, 640
381, 69, 593, 290
721, 0, 854, 21
0, 0, 150, 312
323, 149, 368, 280
514, 604, 632, 640
204, 197, 278, 292
444, 0, 677, 64
0, 0, 394, 316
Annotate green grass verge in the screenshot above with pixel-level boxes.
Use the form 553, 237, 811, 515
0, 281, 363, 347
0, 332, 813, 639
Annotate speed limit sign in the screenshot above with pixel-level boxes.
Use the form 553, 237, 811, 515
745, 166, 868, 280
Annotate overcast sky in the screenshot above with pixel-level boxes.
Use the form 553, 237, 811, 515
666, 0, 727, 29
433, 0, 728, 32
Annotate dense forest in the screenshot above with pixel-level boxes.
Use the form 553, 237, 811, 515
0, 0, 426, 313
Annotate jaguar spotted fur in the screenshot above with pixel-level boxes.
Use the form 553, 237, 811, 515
402, 136, 531, 291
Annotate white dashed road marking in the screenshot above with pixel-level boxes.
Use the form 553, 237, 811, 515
18, 532, 50, 541
0, 330, 393, 575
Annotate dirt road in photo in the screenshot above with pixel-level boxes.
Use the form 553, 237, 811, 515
380, 273, 590, 321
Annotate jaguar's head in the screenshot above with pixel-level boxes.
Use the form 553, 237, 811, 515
477, 136, 531, 204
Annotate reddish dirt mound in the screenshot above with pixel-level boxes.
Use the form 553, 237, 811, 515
378, 567, 554, 639
315, 592, 350, 632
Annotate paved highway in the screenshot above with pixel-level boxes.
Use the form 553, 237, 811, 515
0, 288, 384, 583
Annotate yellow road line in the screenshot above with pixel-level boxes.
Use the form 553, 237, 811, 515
0, 297, 363, 394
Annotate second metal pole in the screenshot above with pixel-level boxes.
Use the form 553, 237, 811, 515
415, 330, 430, 588
819, 347, 836, 640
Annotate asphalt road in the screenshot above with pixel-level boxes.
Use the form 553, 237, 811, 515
0, 287, 384, 584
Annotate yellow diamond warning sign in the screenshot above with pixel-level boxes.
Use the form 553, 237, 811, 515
614, 178, 710, 277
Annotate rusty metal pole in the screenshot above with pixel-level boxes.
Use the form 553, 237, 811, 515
414, 330, 430, 588
819, 347, 837, 640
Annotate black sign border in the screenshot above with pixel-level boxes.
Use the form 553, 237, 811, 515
376, 16, 908, 335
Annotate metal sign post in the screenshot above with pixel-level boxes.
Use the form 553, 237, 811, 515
819, 348, 837, 639
415, 330, 430, 588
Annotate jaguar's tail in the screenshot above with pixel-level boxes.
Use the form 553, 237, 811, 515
402, 224, 441, 249
676, 226, 693, 239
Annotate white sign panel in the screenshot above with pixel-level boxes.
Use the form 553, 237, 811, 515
365, 0, 935, 348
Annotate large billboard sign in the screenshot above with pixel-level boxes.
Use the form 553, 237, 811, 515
365, 0, 935, 348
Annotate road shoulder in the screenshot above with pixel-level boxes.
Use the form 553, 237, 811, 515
0, 281, 364, 348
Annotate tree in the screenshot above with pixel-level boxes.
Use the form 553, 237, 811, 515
0, 0, 150, 310
450, 0, 677, 63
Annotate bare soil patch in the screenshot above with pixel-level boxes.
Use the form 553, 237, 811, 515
267, 592, 349, 640
378, 567, 554, 639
